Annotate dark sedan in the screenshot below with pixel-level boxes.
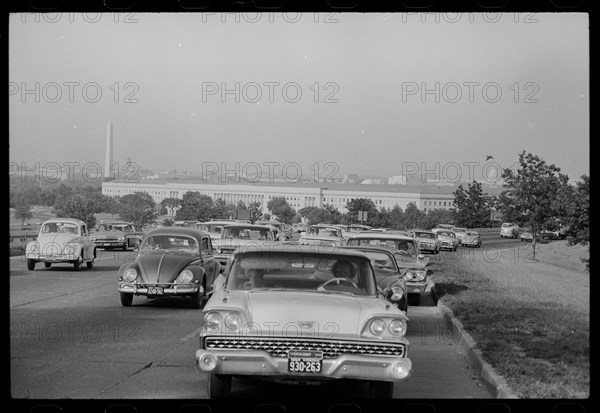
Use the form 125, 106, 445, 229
117, 227, 221, 309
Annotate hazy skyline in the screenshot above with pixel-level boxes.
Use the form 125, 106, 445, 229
9, 13, 589, 182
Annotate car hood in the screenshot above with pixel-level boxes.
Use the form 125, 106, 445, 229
437, 235, 457, 242
208, 290, 397, 338
375, 272, 405, 289
463, 235, 479, 241
395, 256, 427, 271
213, 239, 276, 247
137, 251, 199, 284
37, 233, 81, 252
415, 237, 437, 243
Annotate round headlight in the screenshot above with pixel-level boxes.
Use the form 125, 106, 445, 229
123, 268, 138, 282
204, 312, 222, 331
389, 319, 407, 336
178, 269, 193, 284
392, 362, 410, 379
404, 271, 415, 281
390, 286, 405, 301
224, 313, 242, 331
369, 318, 386, 336
415, 271, 426, 281
64, 244, 77, 255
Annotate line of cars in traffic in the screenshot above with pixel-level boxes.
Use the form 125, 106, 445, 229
22, 216, 480, 398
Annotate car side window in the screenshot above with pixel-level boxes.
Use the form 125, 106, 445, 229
201, 238, 211, 257
81, 225, 88, 236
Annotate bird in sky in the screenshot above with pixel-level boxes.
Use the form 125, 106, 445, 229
486, 155, 494, 161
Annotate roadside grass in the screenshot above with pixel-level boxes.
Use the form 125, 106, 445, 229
432, 252, 589, 399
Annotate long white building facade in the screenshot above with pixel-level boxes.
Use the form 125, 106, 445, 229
101, 179, 469, 215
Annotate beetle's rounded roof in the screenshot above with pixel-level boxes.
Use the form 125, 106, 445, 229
41, 218, 85, 225
143, 227, 211, 239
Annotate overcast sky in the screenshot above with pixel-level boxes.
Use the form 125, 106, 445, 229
9, 13, 589, 182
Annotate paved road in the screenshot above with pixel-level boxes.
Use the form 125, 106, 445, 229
10, 245, 496, 399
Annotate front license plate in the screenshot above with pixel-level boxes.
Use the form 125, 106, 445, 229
287, 350, 323, 373
148, 286, 163, 295
103, 243, 111, 246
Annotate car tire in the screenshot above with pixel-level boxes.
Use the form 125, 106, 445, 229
27, 259, 36, 270
368, 380, 394, 398
86, 259, 94, 269
44, 262, 52, 268
191, 283, 206, 309
120, 292, 133, 307
73, 258, 81, 271
208, 374, 231, 399
122, 245, 128, 251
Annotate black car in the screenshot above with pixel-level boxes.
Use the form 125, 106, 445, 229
117, 227, 222, 309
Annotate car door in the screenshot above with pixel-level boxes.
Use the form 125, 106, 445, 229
80, 224, 94, 258
199, 236, 219, 288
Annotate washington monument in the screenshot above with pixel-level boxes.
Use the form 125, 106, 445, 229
104, 121, 113, 179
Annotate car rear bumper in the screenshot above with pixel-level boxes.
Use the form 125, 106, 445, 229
194, 349, 412, 382
94, 241, 126, 248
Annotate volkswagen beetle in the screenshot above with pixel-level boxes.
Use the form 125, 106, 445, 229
117, 227, 221, 309
25, 218, 96, 271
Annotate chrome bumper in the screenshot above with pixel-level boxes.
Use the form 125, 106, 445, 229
26, 253, 78, 262
118, 282, 199, 295
406, 281, 427, 295
194, 349, 412, 382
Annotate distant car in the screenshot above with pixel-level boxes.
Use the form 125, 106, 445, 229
91, 221, 143, 251
410, 229, 441, 254
255, 220, 292, 241
343, 232, 428, 305
194, 220, 237, 240
25, 218, 96, 271
195, 245, 412, 398
541, 226, 567, 240
500, 222, 519, 238
173, 220, 197, 228
299, 224, 345, 247
451, 227, 468, 244
211, 224, 278, 265
461, 231, 482, 248
435, 224, 455, 231
342, 245, 408, 313
520, 228, 533, 242
347, 224, 372, 233
293, 223, 308, 233
117, 227, 221, 309
431, 228, 459, 251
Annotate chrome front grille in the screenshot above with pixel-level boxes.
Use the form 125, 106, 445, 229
204, 336, 405, 358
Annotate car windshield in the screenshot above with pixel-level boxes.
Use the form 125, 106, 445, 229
466, 232, 478, 236
415, 232, 435, 239
307, 227, 341, 237
454, 228, 466, 233
438, 231, 455, 237
141, 235, 199, 253
97, 223, 134, 232
41, 222, 78, 234
346, 238, 418, 257
502, 223, 513, 228
222, 226, 273, 241
226, 252, 377, 296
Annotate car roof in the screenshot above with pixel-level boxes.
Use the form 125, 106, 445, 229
41, 218, 85, 225
222, 223, 274, 229
232, 244, 372, 258
341, 245, 397, 256
344, 232, 415, 241
198, 220, 238, 225
143, 227, 211, 238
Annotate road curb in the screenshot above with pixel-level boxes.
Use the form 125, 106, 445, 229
430, 283, 519, 399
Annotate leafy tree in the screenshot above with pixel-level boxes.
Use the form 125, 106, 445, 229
389, 205, 405, 230
267, 196, 296, 224
423, 208, 455, 230
345, 198, 378, 225
39, 188, 57, 207
555, 175, 589, 270
452, 181, 492, 228
298, 205, 342, 226
163, 218, 174, 227
263, 213, 271, 221
54, 194, 97, 228
118, 192, 158, 230
212, 198, 234, 220
160, 197, 182, 216
497, 151, 570, 259
248, 201, 264, 224
403, 202, 426, 230
176, 191, 214, 222
14, 200, 33, 225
